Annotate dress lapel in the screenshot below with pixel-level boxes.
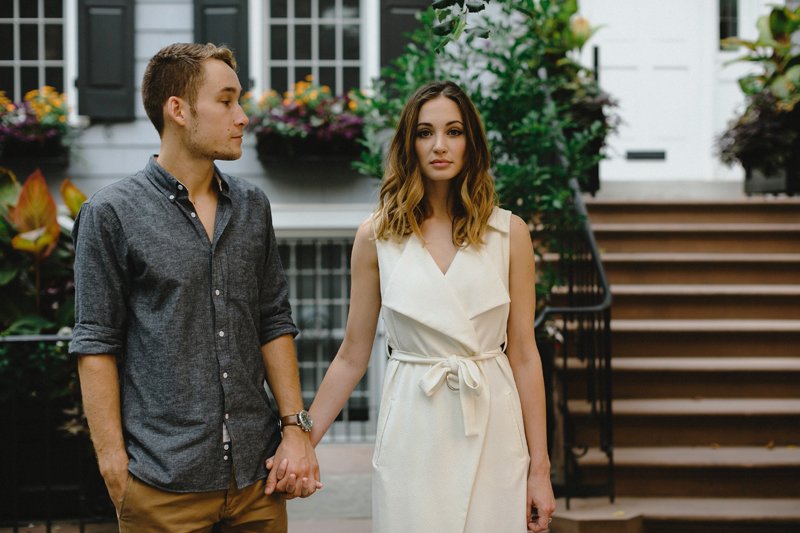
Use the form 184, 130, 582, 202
383, 234, 482, 353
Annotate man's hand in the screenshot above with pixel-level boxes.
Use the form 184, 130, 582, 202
264, 428, 322, 499
98, 450, 130, 513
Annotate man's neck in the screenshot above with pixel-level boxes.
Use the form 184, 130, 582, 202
156, 144, 217, 198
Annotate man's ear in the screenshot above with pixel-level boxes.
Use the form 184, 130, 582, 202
164, 96, 188, 127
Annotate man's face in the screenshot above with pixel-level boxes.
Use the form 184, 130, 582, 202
183, 59, 249, 161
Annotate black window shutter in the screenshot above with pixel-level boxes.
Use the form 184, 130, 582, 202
380, 0, 430, 68
194, 0, 250, 92
77, 0, 135, 121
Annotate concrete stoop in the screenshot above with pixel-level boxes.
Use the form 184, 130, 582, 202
552, 497, 800, 533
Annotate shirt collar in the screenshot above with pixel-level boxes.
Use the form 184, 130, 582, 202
145, 155, 231, 202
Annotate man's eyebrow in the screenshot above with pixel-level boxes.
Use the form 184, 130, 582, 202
218, 87, 239, 95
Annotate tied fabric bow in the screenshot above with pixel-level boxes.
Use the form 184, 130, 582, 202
389, 349, 503, 437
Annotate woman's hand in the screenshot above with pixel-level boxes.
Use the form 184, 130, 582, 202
527, 470, 556, 532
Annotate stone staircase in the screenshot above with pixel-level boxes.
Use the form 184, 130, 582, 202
559, 197, 800, 532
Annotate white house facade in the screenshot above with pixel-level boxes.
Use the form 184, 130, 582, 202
0, 0, 780, 440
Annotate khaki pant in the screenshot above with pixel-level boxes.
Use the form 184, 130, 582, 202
117, 474, 287, 533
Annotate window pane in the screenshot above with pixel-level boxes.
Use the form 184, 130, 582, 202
20, 24, 39, 60
20, 66, 39, 95
297, 244, 316, 269
270, 0, 287, 18
343, 24, 359, 59
270, 24, 287, 59
318, 67, 335, 91
342, 0, 359, 12
20, 0, 38, 18
0, 24, 12, 60
44, 24, 62, 60
295, 24, 311, 60
0, 66, 13, 96
343, 66, 359, 91
0, 1, 13, 18
319, 24, 335, 60
295, 0, 311, 19
299, 274, 316, 299
44, 66, 62, 91
319, 0, 336, 19
295, 67, 312, 86
44, 0, 62, 18
322, 275, 342, 298
270, 67, 287, 93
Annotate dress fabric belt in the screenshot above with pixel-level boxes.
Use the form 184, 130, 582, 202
389, 348, 504, 437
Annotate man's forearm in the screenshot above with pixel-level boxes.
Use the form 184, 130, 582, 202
261, 334, 304, 415
78, 355, 127, 466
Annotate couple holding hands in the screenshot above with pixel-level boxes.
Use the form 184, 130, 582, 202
71, 43, 554, 533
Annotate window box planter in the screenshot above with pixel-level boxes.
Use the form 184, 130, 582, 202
745, 165, 800, 195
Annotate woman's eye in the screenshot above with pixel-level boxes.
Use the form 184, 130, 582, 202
448, 129, 463, 136
416, 129, 432, 138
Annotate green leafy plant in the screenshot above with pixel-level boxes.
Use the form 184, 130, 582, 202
0, 167, 85, 334
718, 5, 800, 176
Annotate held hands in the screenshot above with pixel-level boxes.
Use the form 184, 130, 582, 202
527, 470, 556, 532
264, 427, 322, 499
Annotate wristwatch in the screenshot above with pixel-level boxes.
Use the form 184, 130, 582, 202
281, 410, 313, 432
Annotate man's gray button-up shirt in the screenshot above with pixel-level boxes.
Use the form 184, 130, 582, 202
70, 157, 299, 492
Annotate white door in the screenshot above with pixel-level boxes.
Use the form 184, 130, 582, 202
579, 0, 717, 181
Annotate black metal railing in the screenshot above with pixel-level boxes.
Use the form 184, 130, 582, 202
534, 178, 614, 509
0, 335, 115, 532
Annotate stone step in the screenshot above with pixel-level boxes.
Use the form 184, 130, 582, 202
607, 284, 800, 319
571, 399, 800, 447
562, 357, 800, 399
553, 496, 800, 533
610, 319, 800, 357
579, 446, 800, 498
594, 223, 800, 253
600, 252, 800, 284
585, 197, 800, 224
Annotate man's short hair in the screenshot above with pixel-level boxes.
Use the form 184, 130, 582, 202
141, 43, 237, 136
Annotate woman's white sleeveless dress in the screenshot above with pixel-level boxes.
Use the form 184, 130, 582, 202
372, 207, 530, 533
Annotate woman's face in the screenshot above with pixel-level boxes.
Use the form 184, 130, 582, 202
414, 95, 466, 183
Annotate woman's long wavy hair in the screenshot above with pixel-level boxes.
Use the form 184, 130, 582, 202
375, 81, 497, 247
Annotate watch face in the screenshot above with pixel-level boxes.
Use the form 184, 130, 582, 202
297, 410, 313, 431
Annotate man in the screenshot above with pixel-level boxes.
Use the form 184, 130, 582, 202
70, 43, 319, 531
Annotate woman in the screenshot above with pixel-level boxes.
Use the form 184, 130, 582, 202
308, 81, 555, 532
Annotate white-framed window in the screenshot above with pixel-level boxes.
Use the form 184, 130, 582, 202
278, 236, 381, 443
264, 0, 363, 95
719, 0, 739, 49
0, 0, 66, 100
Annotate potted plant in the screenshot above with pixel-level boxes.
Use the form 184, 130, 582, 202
0, 87, 78, 181
244, 76, 366, 165
718, 5, 800, 194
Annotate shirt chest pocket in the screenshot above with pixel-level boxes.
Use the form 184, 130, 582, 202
226, 251, 261, 303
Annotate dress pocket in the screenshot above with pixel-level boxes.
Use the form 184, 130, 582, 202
372, 398, 395, 468
504, 390, 529, 459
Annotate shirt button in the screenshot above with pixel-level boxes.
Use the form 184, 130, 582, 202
178, 184, 184, 190
219, 330, 225, 337
223, 455, 229, 461
223, 372, 229, 379
191, 212, 197, 218
225, 413, 230, 420
168, 194, 175, 201
224, 444, 230, 450
215, 289, 221, 296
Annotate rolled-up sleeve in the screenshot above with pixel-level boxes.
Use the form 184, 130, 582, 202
258, 197, 299, 346
69, 201, 129, 357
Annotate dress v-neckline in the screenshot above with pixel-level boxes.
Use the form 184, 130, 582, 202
415, 233, 461, 277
